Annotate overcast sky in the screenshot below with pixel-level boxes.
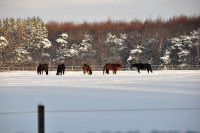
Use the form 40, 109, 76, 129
0, 0, 200, 23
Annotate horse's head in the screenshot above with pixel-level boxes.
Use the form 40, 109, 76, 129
119, 64, 123, 69
89, 69, 92, 75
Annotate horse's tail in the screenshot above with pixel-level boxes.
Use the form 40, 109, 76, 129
37, 67, 39, 75
149, 65, 153, 73
130, 65, 133, 70
37, 65, 40, 75
46, 68, 48, 75
103, 66, 106, 74
89, 68, 92, 75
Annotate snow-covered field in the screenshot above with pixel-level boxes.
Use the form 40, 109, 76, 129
0, 70, 200, 133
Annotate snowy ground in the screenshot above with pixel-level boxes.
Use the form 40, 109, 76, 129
0, 70, 200, 133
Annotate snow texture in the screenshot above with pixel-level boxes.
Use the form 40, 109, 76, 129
0, 70, 200, 133
55, 34, 93, 58
41, 38, 52, 48
56, 33, 68, 47
127, 45, 145, 62
56, 38, 68, 46
0, 36, 8, 47
106, 33, 126, 46
14, 47, 29, 55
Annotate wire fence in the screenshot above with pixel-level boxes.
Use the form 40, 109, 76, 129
0, 65, 200, 72
1, 107, 200, 115
1, 104, 200, 133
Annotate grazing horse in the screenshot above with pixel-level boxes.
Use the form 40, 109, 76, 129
56, 64, 65, 75
37, 64, 49, 75
103, 63, 122, 74
130, 63, 153, 73
82, 64, 92, 75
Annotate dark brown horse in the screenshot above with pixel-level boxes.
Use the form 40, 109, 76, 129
56, 64, 65, 75
130, 63, 153, 73
37, 64, 48, 75
103, 63, 122, 74
82, 64, 92, 75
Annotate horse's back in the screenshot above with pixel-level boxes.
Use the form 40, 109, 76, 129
83, 64, 88, 69
143, 63, 151, 68
57, 64, 65, 71
60, 64, 65, 70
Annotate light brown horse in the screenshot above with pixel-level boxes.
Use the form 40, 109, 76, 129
82, 64, 92, 75
103, 63, 122, 74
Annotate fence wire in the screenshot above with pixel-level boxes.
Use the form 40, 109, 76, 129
1, 107, 200, 115
0, 65, 200, 72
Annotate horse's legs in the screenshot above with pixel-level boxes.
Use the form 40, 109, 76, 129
114, 70, 116, 74
106, 68, 109, 74
63, 70, 65, 75
83, 70, 86, 75
147, 69, 149, 73
138, 69, 140, 73
150, 67, 153, 73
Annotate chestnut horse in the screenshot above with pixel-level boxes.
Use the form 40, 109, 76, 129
37, 64, 48, 75
56, 64, 65, 75
82, 64, 92, 75
130, 63, 153, 73
103, 63, 122, 74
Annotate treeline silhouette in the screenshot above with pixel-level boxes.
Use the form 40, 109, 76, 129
0, 15, 200, 66
46, 15, 200, 42
45, 15, 200, 66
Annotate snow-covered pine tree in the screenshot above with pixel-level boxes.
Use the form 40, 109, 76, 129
160, 29, 200, 66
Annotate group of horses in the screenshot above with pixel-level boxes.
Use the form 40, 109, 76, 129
37, 63, 153, 75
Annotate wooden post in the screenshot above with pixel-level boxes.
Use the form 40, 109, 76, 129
38, 105, 45, 133
72, 66, 74, 71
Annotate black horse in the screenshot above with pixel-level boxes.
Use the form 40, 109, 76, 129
56, 64, 65, 75
37, 64, 49, 75
130, 63, 153, 73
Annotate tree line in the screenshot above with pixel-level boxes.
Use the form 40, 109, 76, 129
0, 15, 200, 67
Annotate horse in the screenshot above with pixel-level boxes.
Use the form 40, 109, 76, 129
56, 64, 65, 75
82, 64, 92, 75
130, 63, 153, 73
103, 63, 122, 74
37, 64, 48, 75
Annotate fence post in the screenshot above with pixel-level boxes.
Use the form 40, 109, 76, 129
72, 66, 74, 71
38, 105, 45, 133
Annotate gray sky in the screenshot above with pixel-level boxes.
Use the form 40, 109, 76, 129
0, 0, 200, 23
